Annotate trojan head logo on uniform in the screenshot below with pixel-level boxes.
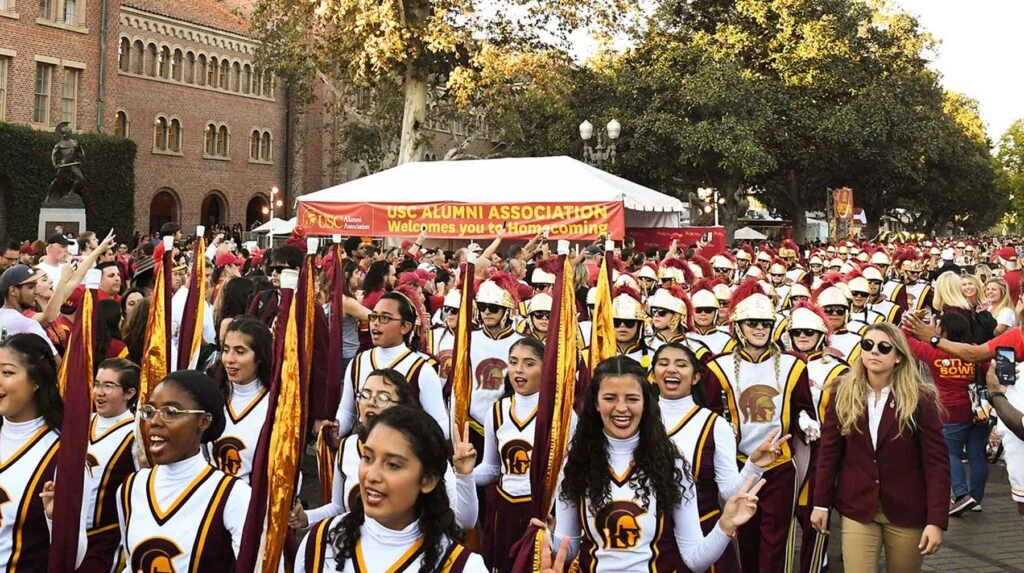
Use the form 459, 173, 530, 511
212, 436, 246, 476
475, 358, 507, 391
738, 384, 780, 423
0, 486, 10, 527
500, 440, 533, 475
595, 501, 645, 550
132, 537, 183, 573
437, 349, 454, 380
85, 452, 100, 477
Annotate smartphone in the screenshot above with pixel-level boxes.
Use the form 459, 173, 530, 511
995, 346, 1017, 386
702, 232, 713, 243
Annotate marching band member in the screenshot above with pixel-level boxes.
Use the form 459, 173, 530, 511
81, 358, 139, 572
208, 317, 273, 483
704, 280, 819, 573
787, 304, 849, 573
549, 356, 766, 572
903, 258, 934, 313
875, 251, 909, 312
848, 275, 886, 326
117, 370, 251, 570
0, 334, 79, 570
293, 369, 477, 531
781, 283, 812, 313
430, 289, 462, 381
814, 281, 865, 363
768, 259, 791, 310
780, 241, 806, 285
711, 255, 736, 286
658, 258, 690, 290
734, 247, 753, 283
637, 262, 659, 298
517, 293, 552, 342
605, 285, 654, 368
863, 266, 903, 323
578, 287, 597, 348
296, 406, 486, 572
336, 287, 450, 439
807, 255, 825, 288
647, 285, 712, 360
688, 281, 736, 355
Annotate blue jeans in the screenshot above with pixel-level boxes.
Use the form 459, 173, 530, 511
943, 422, 989, 502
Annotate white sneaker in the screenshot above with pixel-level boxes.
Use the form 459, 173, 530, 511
971, 504, 983, 512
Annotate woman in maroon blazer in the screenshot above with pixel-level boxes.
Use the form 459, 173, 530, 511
811, 323, 949, 572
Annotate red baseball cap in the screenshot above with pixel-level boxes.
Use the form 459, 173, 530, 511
215, 251, 245, 268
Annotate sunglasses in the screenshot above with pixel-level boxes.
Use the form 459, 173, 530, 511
531, 311, 551, 320
791, 329, 820, 337
652, 308, 673, 318
851, 291, 869, 298
771, 274, 786, 279
613, 318, 639, 328
478, 303, 505, 314
823, 307, 846, 316
810, 264, 823, 269
534, 284, 552, 291
694, 307, 717, 314
859, 339, 894, 355
714, 267, 731, 273
444, 306, 459, 315
867, 280, 882, 286
269, 265, 289, 274
660, 278, 674, 284
743, 319, 775, 330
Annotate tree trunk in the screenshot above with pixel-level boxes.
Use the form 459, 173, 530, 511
787, 171, 807, 244
397, 62, 427, 165
718, 184, 748, 245
863, 203, 882, 239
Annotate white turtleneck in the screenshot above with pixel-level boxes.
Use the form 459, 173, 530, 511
553, 431, 732, 572
84, 410, 135, 527
0, 416, 47, 460
230, 378, 263, 408
91, 409, 133, 435
474, 391, 540, 487
294, 516, 487, 572
116, 452, 251, 558
336, 343, 449, 439
660, 395, 762, 501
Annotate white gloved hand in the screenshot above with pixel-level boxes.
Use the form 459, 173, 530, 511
799, 410, 821, 443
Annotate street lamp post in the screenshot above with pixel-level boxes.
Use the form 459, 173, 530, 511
579, 119, 621, 169
698, 188, 723, 227
268, 186, 281, 247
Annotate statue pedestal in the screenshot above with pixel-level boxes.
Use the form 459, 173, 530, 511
38, 207, 86, 240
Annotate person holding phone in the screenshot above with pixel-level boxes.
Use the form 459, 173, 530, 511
984, 360, 1024, 523
812, 324, 949, 572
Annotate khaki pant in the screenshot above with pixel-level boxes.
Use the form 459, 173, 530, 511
841, 509, 923, 573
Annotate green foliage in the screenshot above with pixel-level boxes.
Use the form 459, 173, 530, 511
0, 122, 136, 240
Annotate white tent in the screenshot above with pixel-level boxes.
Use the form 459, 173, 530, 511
251, 217, 296, 235
734, 226, 768, 241
296, 156, 686, 239
251, 218, 286, 233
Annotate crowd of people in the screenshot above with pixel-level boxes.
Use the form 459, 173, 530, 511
0, 222, 1023, 573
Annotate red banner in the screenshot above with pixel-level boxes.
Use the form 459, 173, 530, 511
627, 226, 727, 256
297, 201, 626, 240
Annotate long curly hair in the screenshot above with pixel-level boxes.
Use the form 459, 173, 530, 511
560, 356, 689, 516
327, 406, 460, 573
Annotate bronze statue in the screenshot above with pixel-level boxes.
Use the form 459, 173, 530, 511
45, 121, 86, 204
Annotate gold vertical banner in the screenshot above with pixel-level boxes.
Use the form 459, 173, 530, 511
833, 187, 854, 219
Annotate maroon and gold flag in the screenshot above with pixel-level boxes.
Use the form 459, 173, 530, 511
49, 284, 95, 572
510, 250, 578, 571
319, 243, 345, 503
176, 233, 207, 370
139, 241, 174, 402
448, 258, 477, 429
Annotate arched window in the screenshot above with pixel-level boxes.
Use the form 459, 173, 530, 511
115, 111, 129, 137
207, 57, 218, 86
242, 64, 252, 94
158, 46, 170, 78
219, 59, 229, 90
250, 130, 260, 160
146, 43, 158, 77
252, 69, 262, 96
118, 38, 131, 73
132, 41, 144, 75
262, 72, 272, 98
231, 62, 241, 92
204, 123, 216, 155
154, 116, 168, 150
171, 49, 183, 81
261, 132, 271, 161
185, 52, 196, 84
217, 125, 229, 156
168, 119, 181, 152
197, 55, 207, 86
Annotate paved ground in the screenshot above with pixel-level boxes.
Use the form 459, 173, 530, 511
821, 463, 1023, 572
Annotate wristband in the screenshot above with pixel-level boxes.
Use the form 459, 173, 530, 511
989, 391, 1007, 404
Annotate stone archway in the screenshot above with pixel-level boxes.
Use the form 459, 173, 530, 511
246, 195, 269, 230
149, 188, 180, 233
201, 191, 228, 228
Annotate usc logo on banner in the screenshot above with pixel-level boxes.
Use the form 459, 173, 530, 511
595, 501, 646, 550
132, 537, 183, 573
212, 436, 246, 476
833, 188, 854, 219
500, 439, 533, 475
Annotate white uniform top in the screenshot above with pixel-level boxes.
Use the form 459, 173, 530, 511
209, 380, 269, 483
774, 285, 791, 310
170, 286, 217, 366
84, 411, 135, 530
661, 396, 762, 501
116, 453, 251, 571
905, 281, 931, 311
578, 320, 593, 349
431, 326, 456, 380
468, 327, 523, 428
295, 515, 487, 573
552, 433, 731, 572
688, 328, 734, 356
849, 307, 886, 326
830, 330, 864, 363
336, 344, 449, 439
0, 417, 64, 569
804, 353, 849, 417
306, 434, 478, 530
473, 391, 538, 500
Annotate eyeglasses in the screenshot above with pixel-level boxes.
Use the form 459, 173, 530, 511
823, 307, 847, 316
368, 312, 403, 325
791, 329, 820, 338
859, 339, 894, 355
652, 308, 673, 318
851, 291, 869, 298
356, 390, 395, 406
743, 319, 775, 330
92, 381, 123, 392
613, 318, 639, 328
138, 405, 210, 423
444, 306, 459, 315
531, 311, 551, 320
478, 303, 505, 314
694, 307, 717, 314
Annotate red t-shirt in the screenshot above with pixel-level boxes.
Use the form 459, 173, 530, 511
906, 337, 974, 423
1004, 270, 1022, 306
988, 326, 1024, 360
